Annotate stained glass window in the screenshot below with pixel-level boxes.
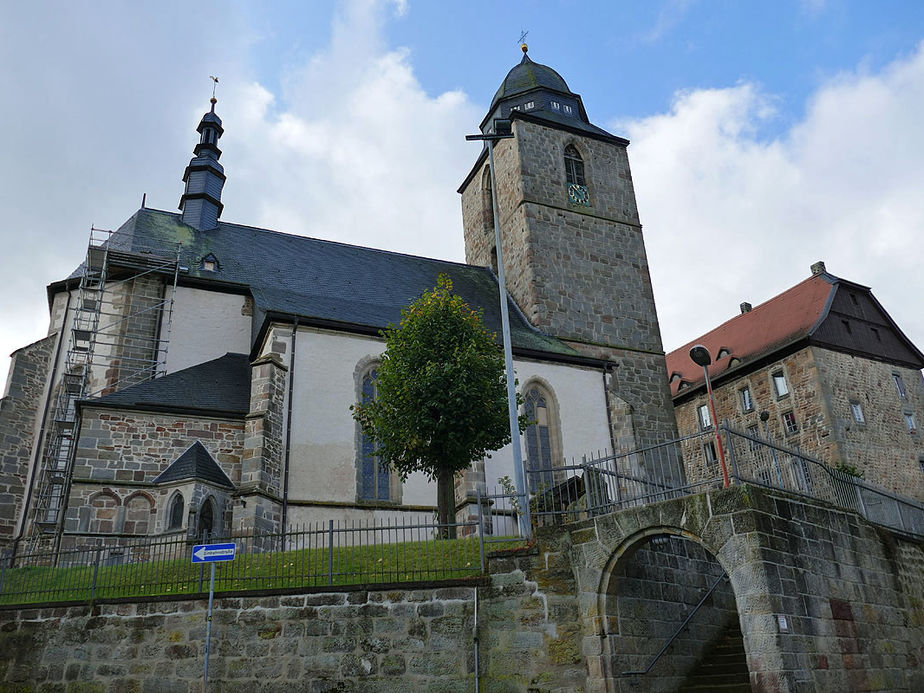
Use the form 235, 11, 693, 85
525, 387, 556, 493
360, 369, 391, 501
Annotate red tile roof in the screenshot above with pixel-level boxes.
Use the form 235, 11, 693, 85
666, 274, 835, 396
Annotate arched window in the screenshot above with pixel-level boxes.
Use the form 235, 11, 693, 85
565, 145, 590, 207
481, 166, 495, 238
167, 493, 184, 530
564, 145, 585, 186
197, 497, 215, 539
360, 368, 392, 501
523, 385, 560, 493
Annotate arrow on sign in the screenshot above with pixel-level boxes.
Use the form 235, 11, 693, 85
192, 542, 237, 563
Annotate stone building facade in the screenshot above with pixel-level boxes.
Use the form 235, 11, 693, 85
0, 47, 680, 550
668, 263, 924, 500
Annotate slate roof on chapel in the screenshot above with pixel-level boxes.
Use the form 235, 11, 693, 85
151, 441, 235, 489
60, 207, 582, 360
78, 352, 251, 416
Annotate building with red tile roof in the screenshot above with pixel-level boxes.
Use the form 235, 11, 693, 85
667, 262, 924, 500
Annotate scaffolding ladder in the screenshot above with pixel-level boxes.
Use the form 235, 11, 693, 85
26, 226, 181, 551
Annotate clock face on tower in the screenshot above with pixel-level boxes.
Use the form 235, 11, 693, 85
568, 182, 591, 207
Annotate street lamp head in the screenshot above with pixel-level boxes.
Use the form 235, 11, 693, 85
760, 411, 770, 422
493, 118, 512, 136
689, 344, 712, 367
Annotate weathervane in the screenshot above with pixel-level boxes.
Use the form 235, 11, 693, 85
209, 75, 219, 100
518, 30, 529, 45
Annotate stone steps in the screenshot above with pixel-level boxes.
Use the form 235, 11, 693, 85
678, 620, 751, 692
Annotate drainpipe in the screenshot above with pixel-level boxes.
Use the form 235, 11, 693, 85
13, 290, 72, 558
473, 586, 480, 692
281, 318, 298, 533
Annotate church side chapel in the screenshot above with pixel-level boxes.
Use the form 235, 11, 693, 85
0, 46, 683, 550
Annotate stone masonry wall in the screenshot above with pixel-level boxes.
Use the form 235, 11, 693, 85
675, 346, 833, 486
63, 407, 244, 536
674, 345, 924, 501
0, 334, 56, 548
460, 119, 677, 452
605, 536, 738, 692
813, 348, 924, 500
0, 553, 588, 693
570, 485, 924, 692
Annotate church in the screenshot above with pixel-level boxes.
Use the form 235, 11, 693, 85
0, 46, 682, 550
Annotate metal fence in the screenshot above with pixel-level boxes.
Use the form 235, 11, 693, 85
499, 425, 924, 539
0, 515, 496, 607
723, 425, 924, 537
514, 431, 724, 525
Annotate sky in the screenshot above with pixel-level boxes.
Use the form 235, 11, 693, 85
1, 0, 924, 389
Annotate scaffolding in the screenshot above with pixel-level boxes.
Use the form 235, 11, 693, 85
27, 226, 180, 550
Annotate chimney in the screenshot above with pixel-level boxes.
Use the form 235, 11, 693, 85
740, 302, 752, 314
810, 261, 826, 276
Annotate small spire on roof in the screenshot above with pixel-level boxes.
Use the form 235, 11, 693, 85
209, 75, 219, 111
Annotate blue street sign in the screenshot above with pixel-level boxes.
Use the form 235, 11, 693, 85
192, 542, 237, 563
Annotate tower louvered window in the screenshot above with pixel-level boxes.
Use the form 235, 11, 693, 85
565, 145, 590, 206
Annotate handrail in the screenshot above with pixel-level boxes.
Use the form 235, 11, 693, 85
621, 570, 728, 677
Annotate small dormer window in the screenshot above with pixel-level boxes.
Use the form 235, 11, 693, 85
201, 254, 219, 272
563, 104, 573, 115
525, 101, 535, 110
551, 101, 560, 110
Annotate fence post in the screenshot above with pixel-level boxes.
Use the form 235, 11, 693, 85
476, 489, 486, 574
722, 421, 739, 481
0, 550, 10, 599
328, 520, 334, 586
90, 540, 102, 601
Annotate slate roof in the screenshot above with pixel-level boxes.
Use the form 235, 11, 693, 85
60, 208, 582, 360
491, 53, 572, 110
78, 352, 251, 416
152, 441, 235, 488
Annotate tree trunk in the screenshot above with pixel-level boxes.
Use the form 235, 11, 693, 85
436, 469, 457, 539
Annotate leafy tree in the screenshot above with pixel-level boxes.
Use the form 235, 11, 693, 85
352, 274, 526, 535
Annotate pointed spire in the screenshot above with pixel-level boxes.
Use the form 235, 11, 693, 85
179, 85, 226, 231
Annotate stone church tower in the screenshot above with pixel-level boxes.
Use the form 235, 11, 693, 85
459, 46, 679, 452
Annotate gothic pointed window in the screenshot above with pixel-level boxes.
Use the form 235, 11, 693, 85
197, 497, 215, 539
168, 493, 184, 530
524, 385, 560, 493
565, 145, 590, 206
359, 368, 392, 501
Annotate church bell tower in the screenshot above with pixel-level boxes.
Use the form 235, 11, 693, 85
459, 45, 678, 448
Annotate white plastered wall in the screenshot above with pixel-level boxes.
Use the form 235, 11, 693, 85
163, 286, 252, 373
268, 323, 612, 515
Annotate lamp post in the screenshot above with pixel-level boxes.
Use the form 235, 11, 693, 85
689, 345, 730, 488
466, 119, 531, 538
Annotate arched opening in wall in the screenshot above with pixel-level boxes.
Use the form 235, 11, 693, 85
197, 497, 216, 540
88, 491, 122, 534
600, 532, 748, 690
167, 492, 185, 531
123, 493, 154, 536
521, 381, 564, 494
481, 166, 494, 239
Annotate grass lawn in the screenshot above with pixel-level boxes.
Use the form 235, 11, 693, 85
0, 534, 525, 606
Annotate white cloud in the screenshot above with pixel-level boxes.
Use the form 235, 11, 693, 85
0, 0, 481, 386
620, 42, 924, 355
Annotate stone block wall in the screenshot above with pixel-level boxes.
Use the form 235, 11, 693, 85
0, 334, 56, 547
814, 348, 924, 500
604, 536, 738, 691
101, 275, 166, 394
460, 119, 678, 453
674, 345, 924, 500
0, 554, 587, 692
62, 407, 243, 537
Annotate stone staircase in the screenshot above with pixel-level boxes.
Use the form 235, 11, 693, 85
678, 620, 752, 692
